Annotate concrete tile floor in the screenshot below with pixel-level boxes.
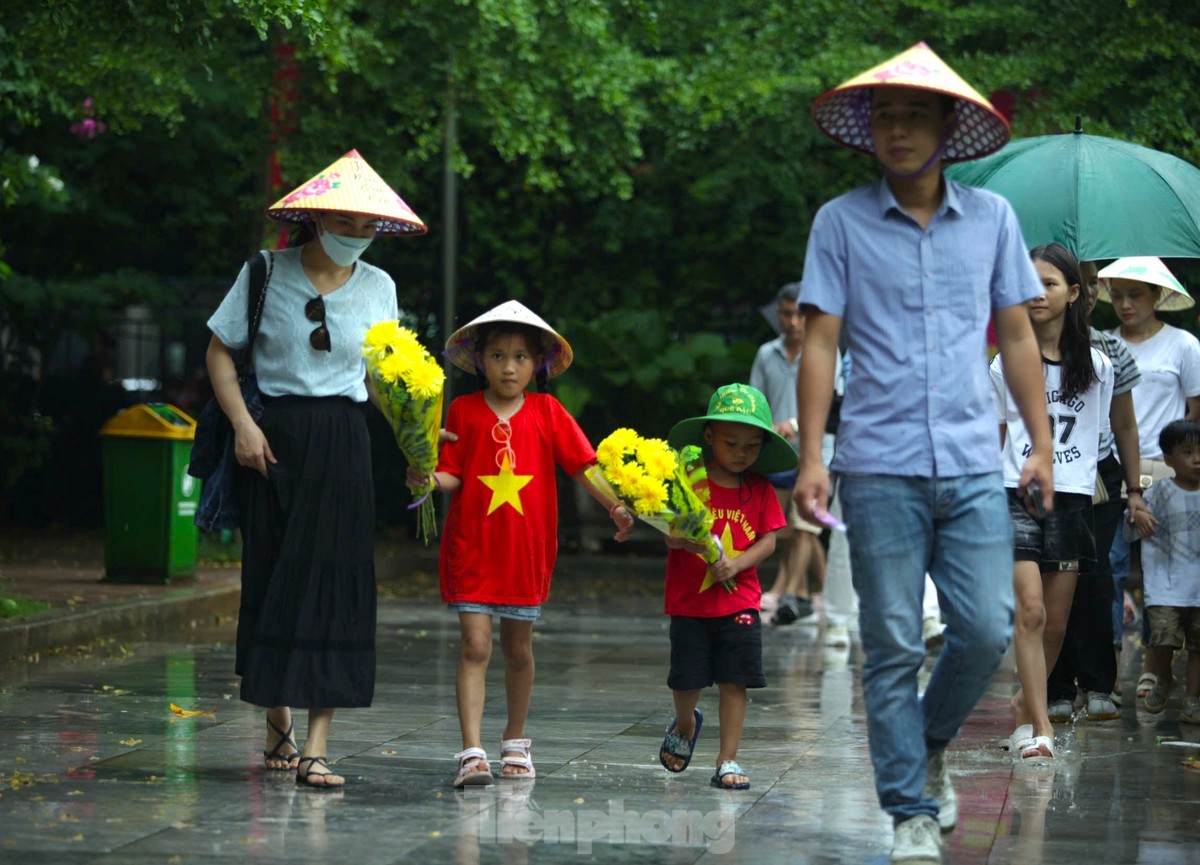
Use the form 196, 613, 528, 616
2, 597, 1199, 863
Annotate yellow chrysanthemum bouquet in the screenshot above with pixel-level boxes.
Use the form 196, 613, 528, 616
362, 321, 445, 543
590, 428, 724, 572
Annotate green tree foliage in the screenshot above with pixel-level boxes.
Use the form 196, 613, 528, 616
4, 0, 1200, 519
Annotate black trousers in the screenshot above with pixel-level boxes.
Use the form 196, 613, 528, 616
1047, 454, 1122, 700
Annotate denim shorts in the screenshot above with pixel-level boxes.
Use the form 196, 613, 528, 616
1007, 490, 1095, 572
448, 602, 541, 622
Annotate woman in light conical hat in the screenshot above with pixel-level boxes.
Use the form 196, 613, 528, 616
1095, 256, 1197, 465
1096, 256, 1195, 312
794, 43, 1055, 859
203, 150, 426, 788
1096, 254, 1200, 709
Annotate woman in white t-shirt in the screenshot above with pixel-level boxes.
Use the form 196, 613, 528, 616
1097, 256, 1200, 698
1099, 256, 1200, 470
991, 243, 1114, 760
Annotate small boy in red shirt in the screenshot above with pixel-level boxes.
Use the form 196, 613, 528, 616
657, 383, 793, 790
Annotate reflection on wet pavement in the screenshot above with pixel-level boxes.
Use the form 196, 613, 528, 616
2, 591, 1199, 863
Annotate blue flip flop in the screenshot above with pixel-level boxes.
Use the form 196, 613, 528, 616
710, 759, 750, 790
659, 709, 703, 773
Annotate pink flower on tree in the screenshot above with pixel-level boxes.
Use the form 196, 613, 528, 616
70, 97, 107, 139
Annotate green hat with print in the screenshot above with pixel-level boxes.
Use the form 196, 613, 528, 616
668, 383, 797, 474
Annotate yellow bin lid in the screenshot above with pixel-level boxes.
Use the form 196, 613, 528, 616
100, 403, 197, 440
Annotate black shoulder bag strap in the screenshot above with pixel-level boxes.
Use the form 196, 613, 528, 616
241, 250, 273, 374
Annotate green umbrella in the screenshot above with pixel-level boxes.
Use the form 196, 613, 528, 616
945, 119, 1200, 261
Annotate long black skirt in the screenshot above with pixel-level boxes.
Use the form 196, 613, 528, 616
236, 396, 376, 708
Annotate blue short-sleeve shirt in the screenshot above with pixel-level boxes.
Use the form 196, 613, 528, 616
800, 178, 1041, 476
208, 247, 400, 402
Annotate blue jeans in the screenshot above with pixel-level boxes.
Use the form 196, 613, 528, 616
839, 472, 1014, 824
1109, 530, 1130, 647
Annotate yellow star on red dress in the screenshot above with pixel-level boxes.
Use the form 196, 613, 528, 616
699, 522, 743, 592
479, 455, 534, 515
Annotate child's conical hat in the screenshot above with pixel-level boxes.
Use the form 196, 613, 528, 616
812, 42, 1010, 163
267, 149, 426, 235
445, 300, 574, 378
1097, 256, 1194, 311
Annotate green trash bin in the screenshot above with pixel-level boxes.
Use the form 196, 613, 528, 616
100, 403, 200, 583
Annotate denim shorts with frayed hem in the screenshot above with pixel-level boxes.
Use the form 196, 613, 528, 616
449, 602, 540, 622
1008, 490, 1095, 572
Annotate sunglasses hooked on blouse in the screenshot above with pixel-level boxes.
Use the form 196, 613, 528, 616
305, 296, 331, 352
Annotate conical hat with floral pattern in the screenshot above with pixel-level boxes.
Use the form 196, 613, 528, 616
812, 42, 1010, 163
267, 149, 426, 235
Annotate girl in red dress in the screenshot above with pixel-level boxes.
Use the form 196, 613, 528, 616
409, 300, 633, 787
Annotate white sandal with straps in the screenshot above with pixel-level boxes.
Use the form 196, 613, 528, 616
454, 747, 494, 788
499, 738, 536, 779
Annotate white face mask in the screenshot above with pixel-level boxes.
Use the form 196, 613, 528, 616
317, 217, 374, 266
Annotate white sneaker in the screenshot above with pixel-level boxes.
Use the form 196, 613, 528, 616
921, 617, 945, 651
1047, 698, 1074, 723
891, 814, 941, 864
924, 751, 956, 833
824, 622, 851, 648
1085, 692, 1121, 721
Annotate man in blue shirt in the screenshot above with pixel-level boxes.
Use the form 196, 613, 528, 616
792, 43, 1054, 864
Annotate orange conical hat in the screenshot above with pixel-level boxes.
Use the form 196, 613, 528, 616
812, 42, 1010, 163
267, 149, 426, 236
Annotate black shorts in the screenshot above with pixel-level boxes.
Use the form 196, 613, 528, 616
1007, 490, 1095, 573
667, 610, 767, 690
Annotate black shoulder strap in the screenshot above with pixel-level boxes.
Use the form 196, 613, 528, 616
244, 250, 273, 366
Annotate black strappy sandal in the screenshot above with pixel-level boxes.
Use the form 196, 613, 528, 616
296, 756, 345, 789
263, 718, 300, 771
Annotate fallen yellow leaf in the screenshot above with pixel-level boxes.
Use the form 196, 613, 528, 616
169, 703, 211, 718
119, 738, 142, 747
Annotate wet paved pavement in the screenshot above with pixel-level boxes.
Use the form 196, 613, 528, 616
2, 581, 1200, 864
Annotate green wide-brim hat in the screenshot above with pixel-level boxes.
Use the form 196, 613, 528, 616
668, 383, 797, 475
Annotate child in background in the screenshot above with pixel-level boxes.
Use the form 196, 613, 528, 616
408, 300, 633, 787
750, 281, 826, 624
991, 243, 1114, 759
657, 383, 792, 790
1125, 419, 1200, 722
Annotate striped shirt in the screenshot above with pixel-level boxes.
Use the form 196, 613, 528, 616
1090, 326, 1141, 460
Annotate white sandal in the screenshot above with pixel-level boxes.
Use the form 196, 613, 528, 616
1017, 734, 1055, 760
999, 724, 1033, 752
1136, 672, 1159, 699
499, 738, 536, 779
454, 747, 493, 788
